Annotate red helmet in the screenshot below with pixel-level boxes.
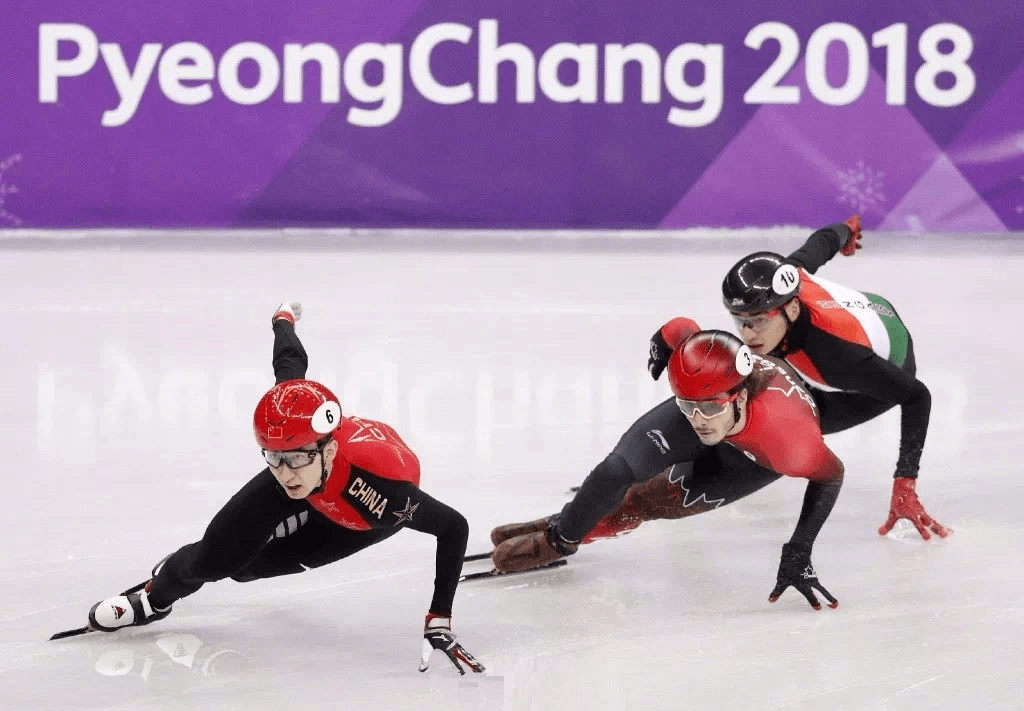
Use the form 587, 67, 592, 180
253, 379, 342, 451
667, 330, 754, 400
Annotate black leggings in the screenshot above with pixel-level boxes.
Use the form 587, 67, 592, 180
148, 469, 398, 608
815, 337, 917, 435
557, 397, 781, 541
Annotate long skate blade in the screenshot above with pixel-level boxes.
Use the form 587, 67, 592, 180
50, 625, 95, 640
463, 552, 493, 562
459, 559, 567, 582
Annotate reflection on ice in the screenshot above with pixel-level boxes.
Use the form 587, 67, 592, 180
1, 239, 1023, 710
93, 632, 247, 680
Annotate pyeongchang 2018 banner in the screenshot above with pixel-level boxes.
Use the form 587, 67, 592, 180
0, 1, 1021, 230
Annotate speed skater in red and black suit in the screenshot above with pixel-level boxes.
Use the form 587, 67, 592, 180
716, 215, 948, 541
492, 328, 846, 611
66, 302, 484, 676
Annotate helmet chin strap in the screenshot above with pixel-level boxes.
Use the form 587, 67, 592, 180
309, 446, 332, 496
778, 299, 797, 353
728, 387, 749, 433
721, 398, 742, 437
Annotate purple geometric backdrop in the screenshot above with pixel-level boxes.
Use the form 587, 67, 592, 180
1, 1, 1021, 230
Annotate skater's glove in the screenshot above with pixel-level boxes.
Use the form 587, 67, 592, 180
648, 317, 701, 380
769, 542, 839, 611
271, 301, 302, 326
418, 613, 485, 676
878, 477, 950, 540
840, 214, 863, 256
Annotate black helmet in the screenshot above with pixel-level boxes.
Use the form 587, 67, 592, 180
721, 252, 801, 315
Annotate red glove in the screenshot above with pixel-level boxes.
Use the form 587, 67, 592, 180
840, 214, 863, 256
878, 478, 950, 540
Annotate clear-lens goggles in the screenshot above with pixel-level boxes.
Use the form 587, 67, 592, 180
262, 447, 320, 469
731, 308, 781, 333
675, 393, 737, 419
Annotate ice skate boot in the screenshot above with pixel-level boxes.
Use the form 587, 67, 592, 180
88, 580, 172, 632
490, 515, 556, 547
492, 521, 578, 573
88, 554, 175, 632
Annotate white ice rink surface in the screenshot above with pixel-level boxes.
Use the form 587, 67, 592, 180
1, 233, 1022, 710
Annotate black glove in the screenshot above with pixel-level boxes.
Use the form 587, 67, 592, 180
647, 317, 700, 380
768, 542, 838, 611
418, 613, 485, 675
648, 328, 672, 380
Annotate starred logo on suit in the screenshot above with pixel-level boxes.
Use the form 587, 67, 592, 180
392, 497, 419, 525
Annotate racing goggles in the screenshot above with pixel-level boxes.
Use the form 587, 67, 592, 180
675, 392, 738, 419
262, 445, 322, 469
731, 309, 781, 333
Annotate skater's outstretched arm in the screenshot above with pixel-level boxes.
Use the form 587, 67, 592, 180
271, 301, 308, 382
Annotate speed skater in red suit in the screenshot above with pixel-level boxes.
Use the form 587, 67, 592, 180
70, 302, 484, 675
493, 326, 845, 611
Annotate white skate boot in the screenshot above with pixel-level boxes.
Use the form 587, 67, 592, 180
88, 582, 172, 632
88, 555, 174, 632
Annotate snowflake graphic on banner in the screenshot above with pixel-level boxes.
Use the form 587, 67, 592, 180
837, 159, 886, 215
0, 154, 23, 225
1018, 135, 1024, 216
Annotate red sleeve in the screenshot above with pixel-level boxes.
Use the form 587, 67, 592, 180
335, 416, 420, 486
736, 370, 844, 483
661, 317, 701, 349
766, 413, 844, 482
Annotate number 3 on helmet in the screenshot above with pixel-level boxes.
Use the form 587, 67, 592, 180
253, 379, 342, 451
667, 330, 754, 401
